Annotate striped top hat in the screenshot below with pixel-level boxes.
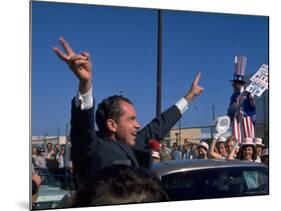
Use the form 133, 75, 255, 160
231, 56, 247, 84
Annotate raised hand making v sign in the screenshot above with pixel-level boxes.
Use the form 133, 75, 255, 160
53, 37, 92, 94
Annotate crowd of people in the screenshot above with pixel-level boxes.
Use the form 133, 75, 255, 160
31, 37, 269, 208
31, 142, 75, 208
32, 143, 72, 175
149, 136, 269, 166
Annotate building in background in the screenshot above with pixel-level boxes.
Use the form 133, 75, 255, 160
32, 136, 68, 146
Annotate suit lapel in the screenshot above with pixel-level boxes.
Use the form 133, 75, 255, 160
115, 142, 140, 167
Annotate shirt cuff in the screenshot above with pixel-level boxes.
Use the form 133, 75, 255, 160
175, 97, 189, 115
75, 87, 93, 110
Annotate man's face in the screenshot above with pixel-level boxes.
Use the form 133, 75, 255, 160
232, 82, 244, 92
115, 101, 141, 146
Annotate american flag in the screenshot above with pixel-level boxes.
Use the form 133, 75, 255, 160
234, 56, 247, 77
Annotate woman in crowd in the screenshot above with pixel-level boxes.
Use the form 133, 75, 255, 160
209, 135, 228, 159
237, 138, 257, 161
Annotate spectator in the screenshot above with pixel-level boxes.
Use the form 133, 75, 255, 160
151, 151, 160, 163
47, 148, 56, 161
35, 148, 47, 169
159, 142, 171, 161
56, 147, 66, 179
45, 143, 59, 174
45, 143, 53, 157
73, 165, 168, 206
53, 37, 203, 186
225, 136, 240, 160
57, 147, 65, 170
237, 138, 257, 161
32, 146, 39, 168
254, 137, 264, 163
188, 143, 198, 159
209, 135, 228, 159
227, 56, 256, 144
182, 142, 191, 160
197, 141, 209, 159
171, 142, 182, 160
225, 136, 235, 155
55, 143, 60, 153
261, 148, 269, 166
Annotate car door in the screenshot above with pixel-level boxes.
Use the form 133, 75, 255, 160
159, 166, 268, 201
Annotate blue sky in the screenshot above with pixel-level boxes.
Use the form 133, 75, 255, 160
31, 1, 268, 136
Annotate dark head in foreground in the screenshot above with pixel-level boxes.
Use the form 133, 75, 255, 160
74, 164, 168, 207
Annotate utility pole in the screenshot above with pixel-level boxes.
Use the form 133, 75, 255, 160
65, 123, 70, 176
57, 127, 60, 144
179, 118, 181, 145
211, 105, 215, 138
44, 130, 47, 148
156, 9, 162, 116
212, 105, 215, 121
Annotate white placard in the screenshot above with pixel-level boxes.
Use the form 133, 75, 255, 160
249, 64, 269, 89
246, 81, 267, 97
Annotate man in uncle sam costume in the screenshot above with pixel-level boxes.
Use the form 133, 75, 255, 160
227, 56, 256, 144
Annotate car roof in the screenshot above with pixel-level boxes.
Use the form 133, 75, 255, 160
152, 159, 267, 176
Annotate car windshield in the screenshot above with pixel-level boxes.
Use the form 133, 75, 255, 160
160, 166, 268, 200
33, 168, 75, 210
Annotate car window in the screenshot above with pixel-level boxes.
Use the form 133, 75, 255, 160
160, 166, 268, 200
34, 168, 75, 209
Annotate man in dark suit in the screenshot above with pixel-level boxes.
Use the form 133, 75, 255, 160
53, 37, 203, 186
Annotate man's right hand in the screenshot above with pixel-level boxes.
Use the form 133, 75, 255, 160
53, 37, 92, 94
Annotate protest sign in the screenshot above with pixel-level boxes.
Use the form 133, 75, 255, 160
246, 64, 268, 97
249, 64, 268, 88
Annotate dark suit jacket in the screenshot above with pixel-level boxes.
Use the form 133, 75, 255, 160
70, 98, 181, 185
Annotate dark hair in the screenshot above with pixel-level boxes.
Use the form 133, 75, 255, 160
96, 95, 133, 135
237, 145, 257, 161
74, 165, 168, 207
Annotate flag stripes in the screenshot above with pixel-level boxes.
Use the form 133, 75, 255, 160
233, 117, 242, 144
243, 116, 255, 138
232, 115, 255, 143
